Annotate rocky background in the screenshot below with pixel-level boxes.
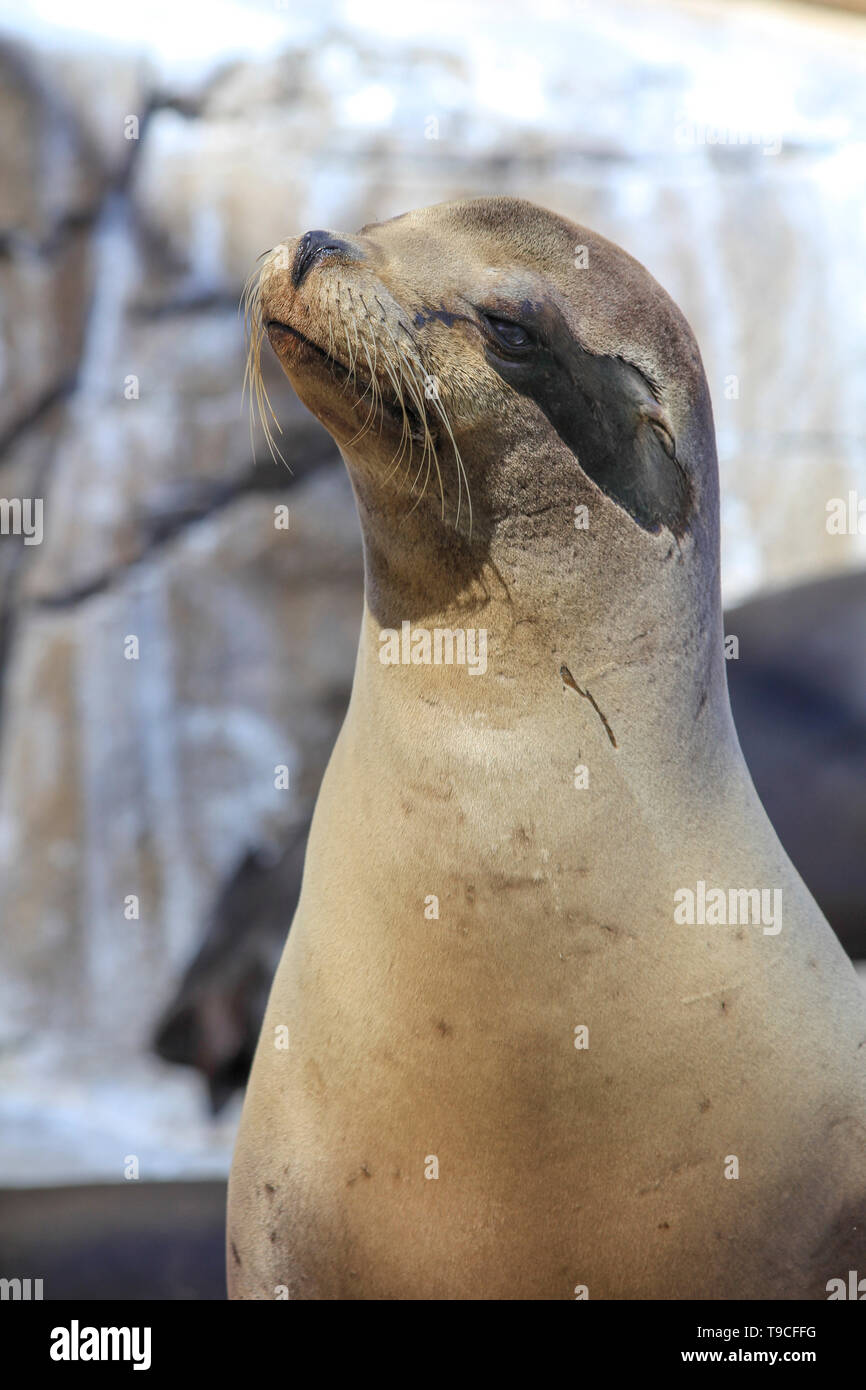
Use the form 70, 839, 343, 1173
1, 0, 865, 1184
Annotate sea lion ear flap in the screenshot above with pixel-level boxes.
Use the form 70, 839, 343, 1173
617, 370, 692, 537
638, 398, 676, 460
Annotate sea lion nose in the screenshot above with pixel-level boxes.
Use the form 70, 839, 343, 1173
292, 229, 357, 287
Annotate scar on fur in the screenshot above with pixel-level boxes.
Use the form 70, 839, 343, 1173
560, 664, 617, 748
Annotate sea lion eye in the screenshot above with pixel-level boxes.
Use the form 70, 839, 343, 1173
481, 314, 535, 353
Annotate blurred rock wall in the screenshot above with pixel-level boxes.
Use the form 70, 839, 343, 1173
1, 0, 865, 1180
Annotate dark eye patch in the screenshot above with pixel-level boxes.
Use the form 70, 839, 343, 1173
483, 300, 693, 538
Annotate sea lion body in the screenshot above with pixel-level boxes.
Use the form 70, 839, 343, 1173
228, 199, 866, 1299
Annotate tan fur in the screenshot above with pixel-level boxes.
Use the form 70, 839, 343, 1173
228, 198, 866, 1300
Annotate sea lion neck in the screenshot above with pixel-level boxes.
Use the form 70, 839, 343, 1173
348, 466, 736, 788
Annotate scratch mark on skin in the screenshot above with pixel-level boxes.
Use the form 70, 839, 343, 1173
638, 1155, 709, 1195
681, 983, 743, 1006
560, 664, 617, 748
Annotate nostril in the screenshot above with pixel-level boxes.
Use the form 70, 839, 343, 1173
292, 229, 351, 288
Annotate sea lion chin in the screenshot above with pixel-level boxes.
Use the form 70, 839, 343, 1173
229, 197, 866, 1301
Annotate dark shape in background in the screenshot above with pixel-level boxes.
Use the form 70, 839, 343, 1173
726, 568, 866, 958
153, 826, 310, 1113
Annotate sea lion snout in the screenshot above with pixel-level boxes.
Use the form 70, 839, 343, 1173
292, 228, 362, 287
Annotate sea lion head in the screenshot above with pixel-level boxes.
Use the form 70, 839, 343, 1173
248, 197, 719, 637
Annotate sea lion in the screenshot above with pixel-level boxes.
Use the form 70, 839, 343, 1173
228, 198, 866, 1300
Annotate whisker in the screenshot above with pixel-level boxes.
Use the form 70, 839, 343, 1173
242, 264, 288, 468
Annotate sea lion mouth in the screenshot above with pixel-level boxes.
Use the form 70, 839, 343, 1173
265, 319, 327, 357
265, 318, 430, 443
244, 256, 472, 531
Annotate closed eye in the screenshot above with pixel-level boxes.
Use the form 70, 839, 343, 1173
479, 313, 536, 355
